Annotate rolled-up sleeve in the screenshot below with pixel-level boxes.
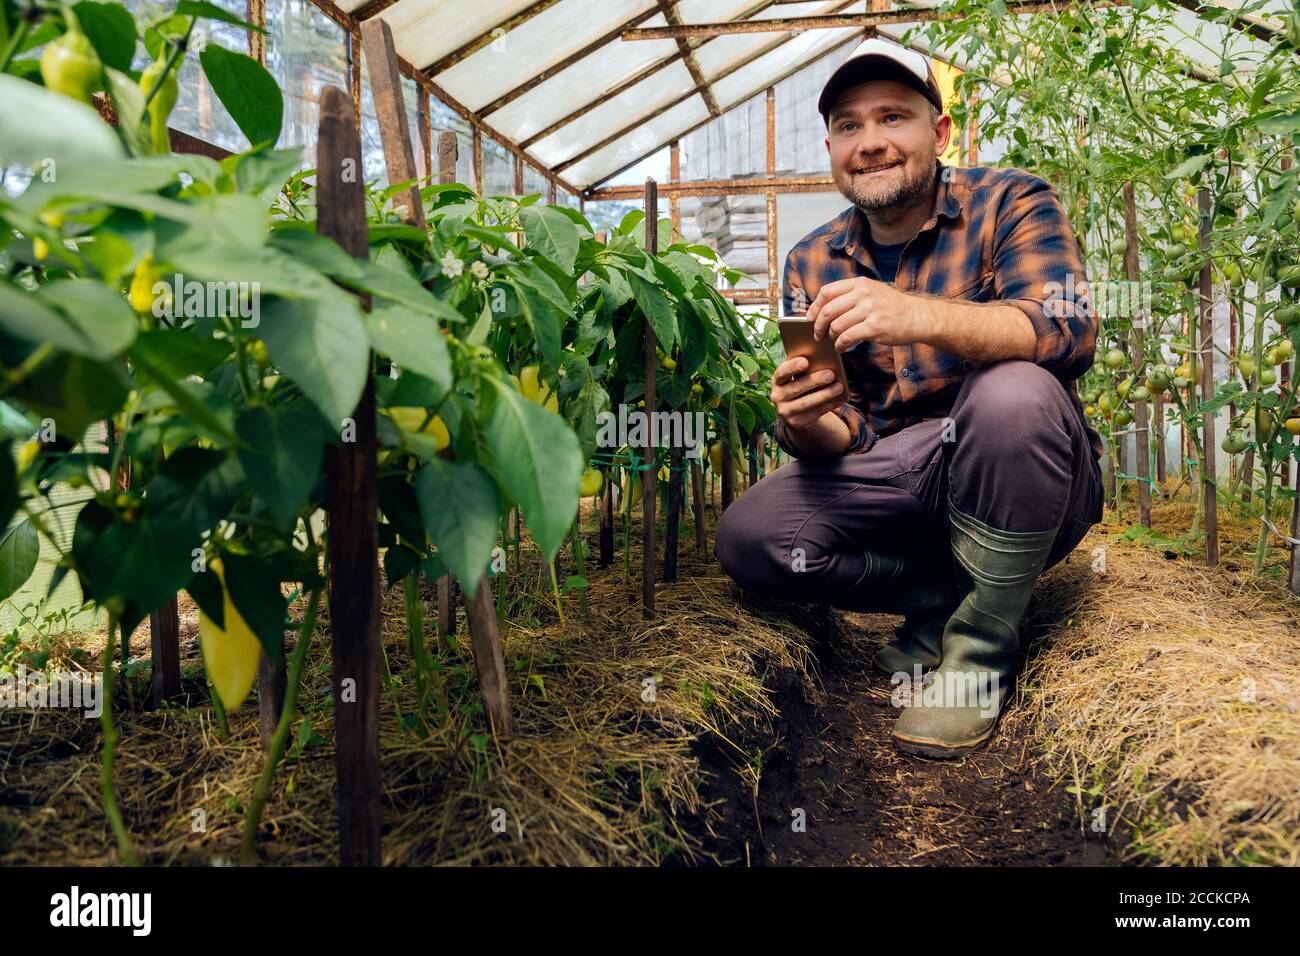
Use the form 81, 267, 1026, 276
775, 249, 876, 458
993, 177, 1097, 382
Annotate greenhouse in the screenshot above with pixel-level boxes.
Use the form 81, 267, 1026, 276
1, 0, 1298, 888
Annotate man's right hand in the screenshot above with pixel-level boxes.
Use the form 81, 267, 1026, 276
771, 357, 851, 456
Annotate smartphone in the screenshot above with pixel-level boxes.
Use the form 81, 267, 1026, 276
778, 318, 849, 396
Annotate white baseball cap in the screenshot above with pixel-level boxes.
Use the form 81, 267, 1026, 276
817, 38, 944, 124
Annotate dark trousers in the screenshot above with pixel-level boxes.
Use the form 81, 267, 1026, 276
714, 361, 1104, 613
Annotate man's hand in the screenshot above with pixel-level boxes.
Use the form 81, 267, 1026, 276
808, 277, 935, 352
770, 356, 850, 456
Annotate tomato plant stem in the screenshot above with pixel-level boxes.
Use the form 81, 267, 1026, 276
100, 613, 139, 866
240, 587, 322, 865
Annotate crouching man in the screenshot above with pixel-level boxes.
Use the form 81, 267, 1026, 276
714, 39, 1104, 758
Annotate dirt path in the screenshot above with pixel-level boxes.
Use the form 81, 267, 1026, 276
695, 602, 1112, 866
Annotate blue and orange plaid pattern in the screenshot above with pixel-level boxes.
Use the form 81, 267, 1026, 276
776, 160, 1101, 461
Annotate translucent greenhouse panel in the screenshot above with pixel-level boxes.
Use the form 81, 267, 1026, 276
522, 164, 549, 200
267, 0, 348, 155
428, 96, 475, 187
527, 61, 696, 170
710, 26, 859, 111
167, 0, 248, 152
435, 0, 666, 113
584, 197, 670, 240
774, 41, 861, 175
379, 0, 540, 71
403, 75, 426, 179
481, 135, 515, 196
569, 98, 709, 188
679, 92, 766, 182
482, 13, 674, 143
359, 52, 388, 187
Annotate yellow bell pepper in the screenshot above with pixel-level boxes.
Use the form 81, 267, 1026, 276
518, 365, 558, 413
196, 558, 262, 710
386, 407, 450, 451
129, 253, 163, 314
579, 467, 603, 497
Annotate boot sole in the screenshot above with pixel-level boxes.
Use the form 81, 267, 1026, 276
891, 723, 997, 759
870, 653, 941, 678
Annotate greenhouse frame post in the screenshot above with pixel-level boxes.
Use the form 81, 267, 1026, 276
1197, 187, 1219, 567
318, 86, 383, 867
643, 178, 658, 617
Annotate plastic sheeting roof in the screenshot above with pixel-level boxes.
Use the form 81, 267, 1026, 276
335, 0, 1294, 190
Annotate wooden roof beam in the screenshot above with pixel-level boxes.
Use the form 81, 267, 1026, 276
621, 2, 1126, 40
658, 1, 720, 117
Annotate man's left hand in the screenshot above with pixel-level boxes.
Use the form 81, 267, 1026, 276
808, 277, 935, 352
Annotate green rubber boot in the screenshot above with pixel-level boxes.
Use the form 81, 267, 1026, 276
855, 550, 958, 676
892, 504, 1059, 759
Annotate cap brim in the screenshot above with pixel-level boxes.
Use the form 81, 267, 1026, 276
818, 55, 937, 123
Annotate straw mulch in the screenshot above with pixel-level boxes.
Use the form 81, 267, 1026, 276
1, 487, 1297, 866
1021, 492, 1300, 865
0, 516, 815, 866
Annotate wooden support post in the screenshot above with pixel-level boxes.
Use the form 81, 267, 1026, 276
349, 29, 362, 126
642, 178, 658, 618
318, 86, 382, 867
664, 446, 682, 582
1122, 182, 1150, 528
1197, 187, 1218, 567
360, 18, 426, 231
256, 649, 286, 751
691, 458, 706, 554
247, 0, 266, 63
721, 444, 735, 512
514, 155, 524, 196
598, 467, 614, 567
669, 141, 681, 238
148, 601, 181, 708
472, 126, 483, 193
436, 129, 458, 184
464, 577, 513, 736
765, 85, 778, 318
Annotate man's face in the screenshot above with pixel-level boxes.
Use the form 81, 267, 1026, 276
824, 79, 951, 213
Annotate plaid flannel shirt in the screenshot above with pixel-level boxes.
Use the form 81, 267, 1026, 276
777, 161, 1101, 462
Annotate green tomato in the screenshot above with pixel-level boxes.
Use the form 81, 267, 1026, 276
1260, 368, 1277, 387
1129, 385, 1150, 402
1104, 348, 1126, 370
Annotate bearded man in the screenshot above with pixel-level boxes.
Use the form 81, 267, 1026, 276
714, 39, 1104, 758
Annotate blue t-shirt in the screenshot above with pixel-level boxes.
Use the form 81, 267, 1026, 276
865, 230, 907, 285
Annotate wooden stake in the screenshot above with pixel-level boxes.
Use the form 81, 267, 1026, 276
1197, 187, 1218, 567
148, 601, 181, 708
318, 86, 382, 867
691, 458, 706, 555
664, 446, 682, 582
643, 178, 658, 618
256, 649, 285, 751
464, 576, 513, 736
360, 18, 425, 230
598, 466, 614, 567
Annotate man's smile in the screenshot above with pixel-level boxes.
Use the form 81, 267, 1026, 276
852, 160, 903, 177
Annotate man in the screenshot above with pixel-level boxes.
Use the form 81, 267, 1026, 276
714, 39, 1104, 759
